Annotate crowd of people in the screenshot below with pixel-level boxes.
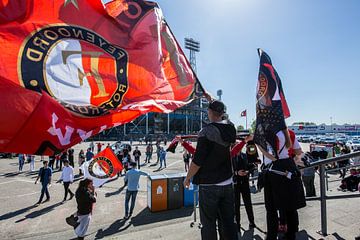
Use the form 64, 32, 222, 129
10, 109, 360, 240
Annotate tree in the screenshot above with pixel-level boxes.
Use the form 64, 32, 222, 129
237, 125, 244, 131
250, 119, 256, 133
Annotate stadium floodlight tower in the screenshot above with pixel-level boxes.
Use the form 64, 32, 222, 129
185, 38, 202, 131
185, 38, 200, 73
217, 89, 223, 100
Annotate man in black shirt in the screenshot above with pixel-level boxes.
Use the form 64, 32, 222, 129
232, 152, 256, 231
68, 148, 75, 168
132, 146, 141, 169
184, 100, 237, 240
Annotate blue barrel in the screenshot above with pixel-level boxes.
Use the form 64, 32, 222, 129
184, 182, 198, 207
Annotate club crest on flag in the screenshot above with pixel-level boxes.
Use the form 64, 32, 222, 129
88, 156, 115, 179
18, 25, 129, 117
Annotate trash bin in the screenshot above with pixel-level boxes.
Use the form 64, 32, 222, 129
147, 174, 168, 212
184, 182, 198, 207
167, 173, 185, 210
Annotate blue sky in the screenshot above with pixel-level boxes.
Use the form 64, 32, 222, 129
156, 0, 360, 127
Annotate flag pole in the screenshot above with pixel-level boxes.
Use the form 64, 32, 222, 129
246, 111, 248, 130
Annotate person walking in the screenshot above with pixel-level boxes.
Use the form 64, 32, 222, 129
132, 146, 141, 169
156, 143, 161, 165
49, 154, 56, 170
183, 150, 191, 172
145, 144, 153, 163
57, 160, 75, 202
75, 179, 96, 240
159, 147, 167, 169
18, 153, 25, 172
184, 100, 238, 240
124, 162, 148, 219
89, 141, 95, 153
29, 154, 35, 172
34, 161, 52, 205
85, 148, 94, 162
59, 150, 68, 171
78, 150, 85, 176
68, 148, 75, 168
97, 142, 103, 154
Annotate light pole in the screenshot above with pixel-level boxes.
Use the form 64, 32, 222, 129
330, 117, 333, 134
184, 38, 201, 131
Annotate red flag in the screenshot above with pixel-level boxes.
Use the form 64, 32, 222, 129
240, 110, 247, 117
0, 0, 199, 155
82, 146, 123, 187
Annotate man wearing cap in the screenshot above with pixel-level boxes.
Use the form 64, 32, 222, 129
184, 100, 238, 240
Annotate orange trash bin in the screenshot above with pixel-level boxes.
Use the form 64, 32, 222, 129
147, 175, 168, 212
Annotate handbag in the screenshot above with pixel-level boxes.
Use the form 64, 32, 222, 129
66, 213, 79, 229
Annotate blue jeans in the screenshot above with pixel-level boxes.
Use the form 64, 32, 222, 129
39, 183, 50, 202
160, 158, 166, 168
125, 190, 138, 216
199, 184, 237, 240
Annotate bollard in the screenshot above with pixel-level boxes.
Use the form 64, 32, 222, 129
319, 164, 328, 236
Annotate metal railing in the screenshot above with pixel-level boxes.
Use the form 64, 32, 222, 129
301, 151, 360, 236
248, 151, 360, 236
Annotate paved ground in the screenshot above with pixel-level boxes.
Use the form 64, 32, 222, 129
0, 141, 359, 240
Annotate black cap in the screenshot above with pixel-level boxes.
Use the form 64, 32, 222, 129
208, 100, 226, 114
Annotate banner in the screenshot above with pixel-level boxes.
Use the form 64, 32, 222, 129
254, 49, 290, 154
0, 0, 199, 155
81, 146, 123, 187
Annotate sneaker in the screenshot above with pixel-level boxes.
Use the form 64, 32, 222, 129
43, 198, 50, 203
124, 214, 129, 219
35, 201, 41, 206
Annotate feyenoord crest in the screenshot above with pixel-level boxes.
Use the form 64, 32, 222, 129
88, 156, 114, 179
19, 25, 129, 116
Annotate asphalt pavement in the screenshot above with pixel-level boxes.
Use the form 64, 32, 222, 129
0, 141, 359, 240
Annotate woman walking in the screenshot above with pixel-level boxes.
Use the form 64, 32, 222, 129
75, 179, 96, 240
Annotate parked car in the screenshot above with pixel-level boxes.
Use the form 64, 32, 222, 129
346, 140, 360, 151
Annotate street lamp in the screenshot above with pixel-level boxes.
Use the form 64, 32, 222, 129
330, 117, 333, 134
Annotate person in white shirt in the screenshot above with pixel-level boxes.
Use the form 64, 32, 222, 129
57, 160, 74, 202
256, 128, 306, 240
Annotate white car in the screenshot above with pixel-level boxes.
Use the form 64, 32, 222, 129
346, 140, 360, 151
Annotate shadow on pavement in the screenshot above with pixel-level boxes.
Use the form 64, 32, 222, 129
15, 202, 63, 223
331, 232, 346, 240
94, 207, 194, 239
0, 205, 37, 221
1, 172, 21, 178
95, 218, 131, 239
153, 167, 165, 172
105, 185, 125, 198
131, 207, 193, 226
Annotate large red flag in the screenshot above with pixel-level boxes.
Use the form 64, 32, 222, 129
0, 0, 199, 155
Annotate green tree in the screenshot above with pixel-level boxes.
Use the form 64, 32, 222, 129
237, 125, 244, 131
250, 119, 256, 133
